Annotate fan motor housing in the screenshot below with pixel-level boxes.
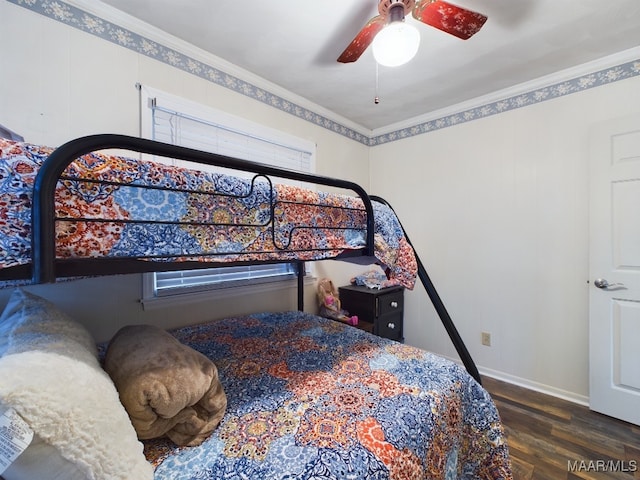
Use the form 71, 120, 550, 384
378, 0, 416, 17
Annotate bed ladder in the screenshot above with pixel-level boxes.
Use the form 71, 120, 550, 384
370, 196, 482, 386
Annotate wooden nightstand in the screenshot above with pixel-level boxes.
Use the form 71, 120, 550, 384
338, 284, 404, 342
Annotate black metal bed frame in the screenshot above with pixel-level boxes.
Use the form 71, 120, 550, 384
24, 134, 481, 384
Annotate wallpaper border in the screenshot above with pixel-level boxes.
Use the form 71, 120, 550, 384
8, 0, 640, 147
370, 57, 640, 146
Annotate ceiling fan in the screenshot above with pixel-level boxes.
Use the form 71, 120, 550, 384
338, 0, 488, 65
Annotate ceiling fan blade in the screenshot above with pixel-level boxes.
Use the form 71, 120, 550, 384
413, 0, 487, 39
337, 15, 386, 63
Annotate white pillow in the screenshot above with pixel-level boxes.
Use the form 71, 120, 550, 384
0, 289, 153, 480
0, 418, 86, 480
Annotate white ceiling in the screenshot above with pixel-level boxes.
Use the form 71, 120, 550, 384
99, 0, 640, 132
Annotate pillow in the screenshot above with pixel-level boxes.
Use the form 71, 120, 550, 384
0, 289, 153, 480
0, 416, 85, 480
104, 324, 227, 447
0, 123, 23, 141
0, 289, 97, 361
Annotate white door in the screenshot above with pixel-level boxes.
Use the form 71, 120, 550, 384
589, 114, 640, 426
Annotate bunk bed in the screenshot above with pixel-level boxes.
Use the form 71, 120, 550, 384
0, 135, 512, 480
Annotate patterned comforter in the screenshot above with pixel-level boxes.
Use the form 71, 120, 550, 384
0, 139, 416, 287
141, 312, 512, 479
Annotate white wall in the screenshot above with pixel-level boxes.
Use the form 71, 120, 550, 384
370, 76, 640, 401
0, 1, 370, 341
3, 1, 640, 403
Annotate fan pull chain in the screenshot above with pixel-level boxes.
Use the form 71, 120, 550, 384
374, 62, 380, 104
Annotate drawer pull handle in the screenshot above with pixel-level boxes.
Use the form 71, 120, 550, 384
390, 301, 398, 308
387, 322, 395, 329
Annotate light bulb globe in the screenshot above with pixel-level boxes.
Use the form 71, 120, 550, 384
372, 21, 420, 67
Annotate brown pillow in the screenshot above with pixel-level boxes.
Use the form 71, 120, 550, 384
104, 324, 226, 446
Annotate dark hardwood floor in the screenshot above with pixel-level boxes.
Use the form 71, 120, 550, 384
482, 376, 640, 480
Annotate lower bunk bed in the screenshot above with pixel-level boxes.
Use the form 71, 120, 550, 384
133, 311, 510, 479
0, 135, 512, 479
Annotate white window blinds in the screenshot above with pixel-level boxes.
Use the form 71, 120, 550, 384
145, 91, 314, 297
151, 104, 313, 175
154, 262, 298, 295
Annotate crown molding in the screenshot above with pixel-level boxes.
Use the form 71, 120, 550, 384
67, 0, 370, 136
374, 46, 640, 138
371, 46, 640, 144
16, 0, 371, 144
9, 0, 640, 147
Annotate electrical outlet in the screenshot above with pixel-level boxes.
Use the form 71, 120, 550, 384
481, 332, 491, 347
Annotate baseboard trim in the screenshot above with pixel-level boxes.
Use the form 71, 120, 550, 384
478, 366, 589, 407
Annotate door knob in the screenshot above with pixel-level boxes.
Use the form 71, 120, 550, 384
594, 278, 625, 289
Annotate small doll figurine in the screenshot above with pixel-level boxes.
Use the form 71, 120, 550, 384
317, 278, 358, 326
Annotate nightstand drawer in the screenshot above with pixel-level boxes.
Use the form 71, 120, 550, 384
377, 313, 403, 341
377, 290, 403, 316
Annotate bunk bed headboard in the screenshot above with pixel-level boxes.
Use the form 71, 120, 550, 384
30, 134, 376, 284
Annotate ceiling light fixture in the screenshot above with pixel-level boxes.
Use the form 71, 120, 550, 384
371, 2, 420, 67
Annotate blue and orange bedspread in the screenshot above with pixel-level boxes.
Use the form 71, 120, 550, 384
0, 139, 416, 287
143, 312, 512, 479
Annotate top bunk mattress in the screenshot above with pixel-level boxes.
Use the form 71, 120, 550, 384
0, 138, 416, 287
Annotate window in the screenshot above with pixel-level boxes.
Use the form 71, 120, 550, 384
139, 87, 315, 304
154, 263, 298, 295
